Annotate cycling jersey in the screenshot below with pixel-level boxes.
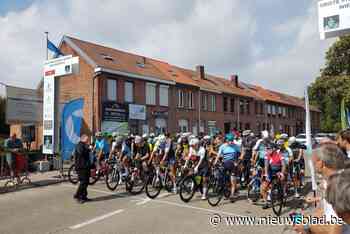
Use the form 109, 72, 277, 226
95, 139, 109, 155
218, 143, 240, 162
267, 150, 284, 169
253, 139, 269, 161
122, 143, 132, 158
280, 147, 293, 165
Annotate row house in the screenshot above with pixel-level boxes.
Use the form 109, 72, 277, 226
10, 36, 321, 148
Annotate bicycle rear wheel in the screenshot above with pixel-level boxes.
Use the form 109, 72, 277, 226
68, 164, 78, 184
271, 180, 284, 216
145, 173, 162, 199
179, 176, 196, 203
126, 170, 146, 195
89, 168, 100, 185
207, 177, 224, 207
105, 166, 120, 191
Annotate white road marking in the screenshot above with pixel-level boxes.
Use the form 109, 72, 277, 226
61, 184, 132, 198
150, 199, 248, 217
69, 209, 124, 230
136, 192, 171, 205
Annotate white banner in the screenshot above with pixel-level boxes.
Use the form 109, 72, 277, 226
129, 104, 146, 120
42, 75, 55, 154
318, 0, 350, 39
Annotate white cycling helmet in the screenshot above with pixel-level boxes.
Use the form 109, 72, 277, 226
158, 135, 166, 144
280, 133, 289, 140
112, 132, 118, 138
261, 130, 269, 139
189, 138, 199, 146
134, 135, 142, 144
288, 136, 297, 145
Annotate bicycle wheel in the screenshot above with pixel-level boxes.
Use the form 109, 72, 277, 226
20, 176, 31, 185
247, 179, 260, 202
179, 176, 196, 203
207, 177, 224, 207
271, 180, 284, 216
105, 166, 120, 191
145, 173, 162, 199
89, 168, 100, 185
126, 170, 146, 195
68, 164, 78, 184
164, 173, 174, 193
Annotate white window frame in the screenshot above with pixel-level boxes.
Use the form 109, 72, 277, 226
267, 104, 271, 114
202, 94, 208, 111
124, 81, 133, 103
146, 82, 156, 105
211, 95, 216, 112
178, 119, 188, 132
272, 105, 276, 115
107, 79, 117, 101
178, 90, 184, 108
188, 91, 194, 109
159, 85, 169, 107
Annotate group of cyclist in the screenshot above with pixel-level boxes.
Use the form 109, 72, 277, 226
88, 128, 306, 210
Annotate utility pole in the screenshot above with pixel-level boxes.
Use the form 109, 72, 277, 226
45, 31, 48, 60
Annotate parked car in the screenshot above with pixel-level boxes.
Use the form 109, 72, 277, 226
295, 133, 317, 146
315, 133, 331, 144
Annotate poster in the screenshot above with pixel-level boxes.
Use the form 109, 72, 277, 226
129, 104, 146, 120
101, 121, 129, 135
42, 75, 55, 154
102, 102, 128, 122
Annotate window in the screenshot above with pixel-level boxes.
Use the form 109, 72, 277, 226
178, 119, 189, 132
107, 79, 117, 101
261, 103, 264, 114
146, 83, 156, 105
240, 99, 245, 114
223, 97, 228, 112
188, 92, 194, 109
124, 81, 133, 103
178, 90, 184, 108
267, 104, 271, 115
272, 105, 276, 115
255, 102, 258, 114
230, 98, 235, 112
211, 95, 216, 112
201, 94, 208, 111
282, 107, 286, 117
246, 100, 250, 114
159, 85, 169, 106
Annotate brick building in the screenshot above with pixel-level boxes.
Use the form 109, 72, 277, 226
10, 36, 321, 148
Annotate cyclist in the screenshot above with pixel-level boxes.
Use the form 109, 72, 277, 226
252, 130, 271, 170
194, 139, 210, 200
120, 136, 133, 177
289, 136, 306, 197
109, 135, 124, 160
261, 139, 286, 209
215, 133, 241, 202
240, 130, 257, 186
160, 133, 177, 193
134, 135, 151, 173
93, 132, 109, 173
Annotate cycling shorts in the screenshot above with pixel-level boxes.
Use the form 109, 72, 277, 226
268, 166, 281, 181
223, 160, 237, 177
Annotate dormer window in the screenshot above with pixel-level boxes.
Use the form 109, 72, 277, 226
100, 53, 114, 62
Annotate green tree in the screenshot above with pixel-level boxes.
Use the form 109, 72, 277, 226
0, 96, 9, 135
309, 35, 350, 132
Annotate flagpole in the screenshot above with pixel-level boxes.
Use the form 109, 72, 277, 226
45, 31, 48, 60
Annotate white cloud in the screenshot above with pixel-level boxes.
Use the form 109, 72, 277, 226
0, 0, 333, 97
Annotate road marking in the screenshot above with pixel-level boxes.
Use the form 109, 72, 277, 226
61, 184, 132, 198
136, 192, 171, 205
69, 209, 124, 230
150, 199, 248, 217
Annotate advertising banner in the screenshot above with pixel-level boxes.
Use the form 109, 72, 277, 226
42, 75, 55, 154
318, 0, 350, 39
102, 102, 128, 122
101, 121, 129, 135
129, 104, 146, 120
6, 86, 42, 124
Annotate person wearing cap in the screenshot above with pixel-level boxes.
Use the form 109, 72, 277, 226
252, 130, 272, 170
133, 135, 151, 173
109, 135, 124, 160
261, 139, 286, 209
215, 133, 241, 202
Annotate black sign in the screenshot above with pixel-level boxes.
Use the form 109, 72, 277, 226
152, 110, 169, 118
102, 102, 128, 122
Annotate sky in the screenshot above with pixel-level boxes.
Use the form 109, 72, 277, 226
0, 0, 334, 97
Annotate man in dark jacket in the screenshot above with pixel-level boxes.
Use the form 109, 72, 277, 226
74, 134, 91, 203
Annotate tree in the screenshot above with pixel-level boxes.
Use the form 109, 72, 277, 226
0, 96, 9, 135
309, 35, 350, 132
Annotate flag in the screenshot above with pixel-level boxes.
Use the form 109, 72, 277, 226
61, 98, 84, 161
305, 87, 317, 192
47, 39, 63, 57
341, 98, 350, 130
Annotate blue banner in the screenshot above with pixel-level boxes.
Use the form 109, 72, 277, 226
61, 98, 84, 160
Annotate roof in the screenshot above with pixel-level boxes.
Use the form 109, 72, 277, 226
61, 35, 320, 112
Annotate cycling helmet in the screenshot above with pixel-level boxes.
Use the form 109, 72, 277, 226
95, 132, 102, 137
158, 135, 166, 144
280, 133, 288, 140
225, 133, 234, 142
134, 135, 142, 144
261, 130, 269, 139
142, 133, 148, 139
276, 139, 285, 147
203, 135, 211, 141
177, 137, 182, 144
189, 138, 199, 146
112, 132, 118, 138
242, 130, 252, 137
288, 136, 297, 145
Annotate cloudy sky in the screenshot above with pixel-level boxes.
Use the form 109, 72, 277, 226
0, 0, 334, 96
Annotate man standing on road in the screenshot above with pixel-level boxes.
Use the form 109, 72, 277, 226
74, 134, 91, 204
4, 133, 23, 178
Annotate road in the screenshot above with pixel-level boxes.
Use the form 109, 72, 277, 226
0, 180, 302, 234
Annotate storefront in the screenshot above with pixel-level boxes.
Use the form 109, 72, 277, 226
178, 119, 189, 133
152, 110, 168, 135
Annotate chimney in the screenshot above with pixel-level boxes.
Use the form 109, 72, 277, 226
230, 75, 239, 87
142, 56, 146, 64
196, 65, 205, 80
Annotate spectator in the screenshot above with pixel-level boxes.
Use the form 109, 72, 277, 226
337, 129, 350, 158
326, 169, 350, 233
294, 143, 349, 234
4, 133, 23, 177
74, 134, 91, 204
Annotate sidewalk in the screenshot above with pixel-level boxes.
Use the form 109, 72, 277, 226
0, 170, 66, 194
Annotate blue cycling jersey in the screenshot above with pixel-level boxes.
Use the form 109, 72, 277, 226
218, 143, 240, 161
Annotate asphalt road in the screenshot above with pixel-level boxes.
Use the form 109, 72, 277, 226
0, 180, 303, 234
